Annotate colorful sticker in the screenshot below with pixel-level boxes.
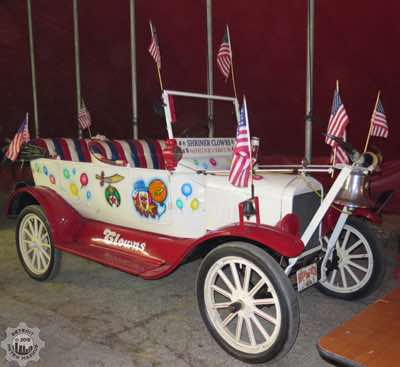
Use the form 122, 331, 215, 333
49, 174, 56, 185
190, 198, 200, 211
132, 179, 168, 219
105, 185, 121, 207
96, 171, 124, 187
181, 183, 192, 198
80, 173, 89, 187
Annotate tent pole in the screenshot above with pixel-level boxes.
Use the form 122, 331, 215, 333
73, 0, 82, 138
27, 0, 39, 138
206, 0, 214, 137
130, 0, 138, 139
305, 0, 315, 162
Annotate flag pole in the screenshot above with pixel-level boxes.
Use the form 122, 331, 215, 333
226, 25, 238, 99
364, 90, 381, 153
149, 20, 164, 91
243, 96, 254, 197
330, 80, 339, 177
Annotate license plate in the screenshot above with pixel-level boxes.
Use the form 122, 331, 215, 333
296, 263, 318, 292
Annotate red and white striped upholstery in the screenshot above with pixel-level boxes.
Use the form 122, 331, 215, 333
30, 138, 166, 169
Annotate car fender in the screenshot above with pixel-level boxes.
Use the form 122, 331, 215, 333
6, 186, 83, 245
189, 222, 304, 258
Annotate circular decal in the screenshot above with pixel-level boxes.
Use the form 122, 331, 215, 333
49, 174, 56, 185
190, 198, 200, 211
105, 185, 121, 207
181, 183, 192, 198
69, 182, 79, 197
148, 179, 168, 203
63, 168, 70, 179
80, 173, 89, 187
176, 198, 183, 210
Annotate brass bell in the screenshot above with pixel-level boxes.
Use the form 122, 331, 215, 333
334, 170, 372, 208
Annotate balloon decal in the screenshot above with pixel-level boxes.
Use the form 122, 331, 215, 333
190, 198, 199, 211
63, 168, 70, 179
177, 182, 200, 212
181, 183, 192, 198
210, 158, 217, 166
49, 174, 56, 185
176, 198, 183, 210
80, 173, 89, 187
43, 166, 48, 176
69, 182, 79, 198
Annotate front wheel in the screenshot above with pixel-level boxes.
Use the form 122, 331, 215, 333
16, 205, 61, 281
317, 217, 385, 300
196, 242, 299, 364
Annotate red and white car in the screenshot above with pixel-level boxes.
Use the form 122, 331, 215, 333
7, 90, 385, 364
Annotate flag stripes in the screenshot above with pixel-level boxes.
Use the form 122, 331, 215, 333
78, 103, 92, 130
148, 23, 161, 69
217, 28, 232, 81
5, 115, 30, 161
229, 102, 251, 187
371, 98, 388, 138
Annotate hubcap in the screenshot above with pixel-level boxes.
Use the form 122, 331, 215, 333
19, 213, 52, 275
321, 224, 373, 293
204, 256, 282, 354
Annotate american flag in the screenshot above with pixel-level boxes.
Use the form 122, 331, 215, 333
5, 115, 30, 162
217, 27, 232, 81
325, 89, 350, 163
78, 101, 92, 130
332, 131, 349, 164
371, 97, 388, 138
229, 101, 251, 187
148, 22, 161, 70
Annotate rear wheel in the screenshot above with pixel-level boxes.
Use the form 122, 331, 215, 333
196, 242, 299, 364
16, 205, 61, 281
317, 217, 385, 299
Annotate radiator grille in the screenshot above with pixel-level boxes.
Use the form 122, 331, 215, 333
292, 191, 321, 248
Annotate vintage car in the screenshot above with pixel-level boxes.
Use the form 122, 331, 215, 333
7, 90, 385, 364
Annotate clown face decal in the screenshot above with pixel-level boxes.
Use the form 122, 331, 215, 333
132, 179, 168, 219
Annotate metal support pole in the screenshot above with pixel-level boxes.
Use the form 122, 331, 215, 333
130, 0, 138, 139
305, 0, 315, 162
27, 0, 39, 138
206, 0, 214, 137
73, 0, 82, 138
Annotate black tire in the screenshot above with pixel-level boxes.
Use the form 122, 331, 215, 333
16, 205, 61, 281
196, 242, 300, 364
317, 217, 385, 300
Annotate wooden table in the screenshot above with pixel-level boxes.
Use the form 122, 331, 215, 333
317, 288, 400, 367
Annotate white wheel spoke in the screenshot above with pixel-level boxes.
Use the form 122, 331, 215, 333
251, 314, 270, 340
23, 228, 33, 239
249, 279, 264, 298
253, 298, 275, 306
339, 266, 348, 288
235, 314, 243, 342
217, 270, 235, 292
230, 262, 241, 290
243, 265, 251, 292
34, 217, 39, 237
346, 240, 362, 254
25, 247, 35, 256
40, 242, 51, 249
348, 253, 369, 260
39, 247, 50, 261
329, 269, 337, 285
348, 260, 368, 273
254, 307, 277, 325
222, 312, 237, 327
344, 265, 360, 284
28, 220, 35, 237
211, 285, 232, 300
37, 250, 46, 270
32, 250, 38, 270
212, 301, 231, 309
341, 229, 351, 250
245, 317, 256, 346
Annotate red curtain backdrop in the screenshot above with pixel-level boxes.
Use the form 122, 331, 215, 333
0, 0, 399, 160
